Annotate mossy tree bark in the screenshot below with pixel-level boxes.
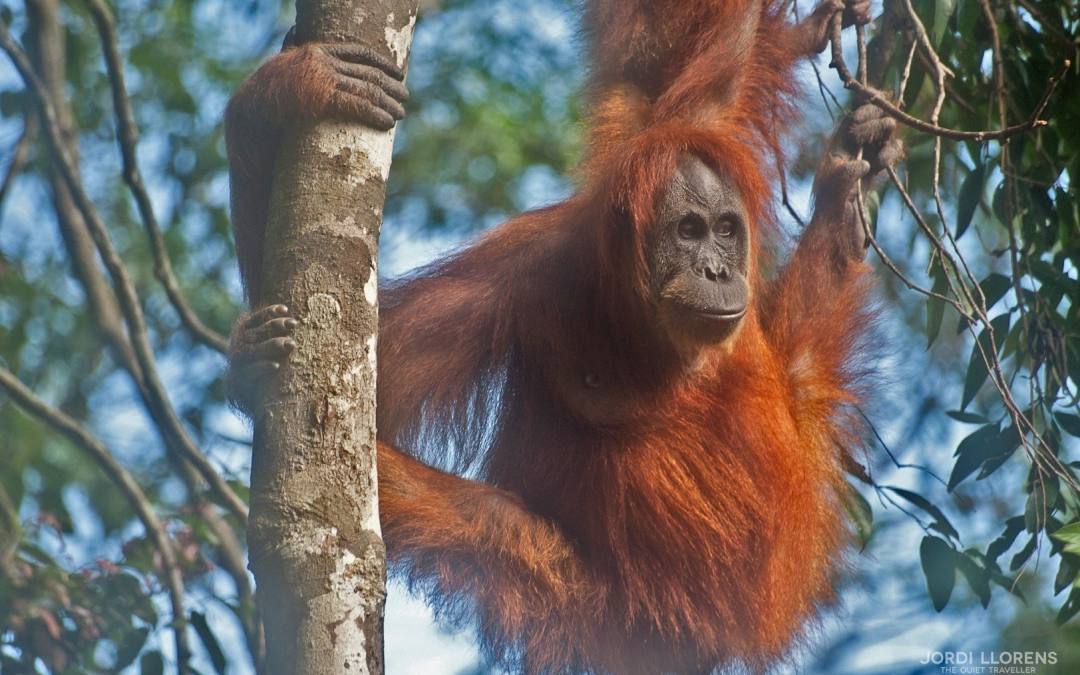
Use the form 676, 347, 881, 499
247, 1, 417, 673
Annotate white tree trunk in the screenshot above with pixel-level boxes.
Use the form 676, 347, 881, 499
248, 2, 417, 673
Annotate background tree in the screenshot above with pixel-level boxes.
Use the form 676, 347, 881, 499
0, 1, 1076, 673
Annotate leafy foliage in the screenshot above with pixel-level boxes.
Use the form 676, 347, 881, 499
846, 0, 1080, 622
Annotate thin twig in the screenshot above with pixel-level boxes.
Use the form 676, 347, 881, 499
888, 164, 1077, 491
900, 0, 984, 314
855, 22, 868, 84
0, 366, 192, 674
1015, 0, 1076, 50
776, 151, 805, 228
857, 407, 948, 487
978, 0, 1072, 492
828, 18, 1070, 141
912, 47, 980, 115
0, 20, 248, 521
84, 0, 228, 354
794, 0, 841, 117
862, 219, 969, 316
896, 39, 918, 105
882, 158, 1075, 489
900, 0, 955, 79
841, 15, 1013, 452
0, 481, 23, 584
32, 3, 251, 618
0, 115, 35, 220
873, 484, 936, 537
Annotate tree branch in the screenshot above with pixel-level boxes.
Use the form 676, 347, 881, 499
828, 16, 1070, 141
1015, 0, 1076, 49
24, 0, 145, 385
0, 481, 23, 585
0, 114, 35, 221
0, 365, 192, 674
84, 0, 228, 354
0, 19, 248, 522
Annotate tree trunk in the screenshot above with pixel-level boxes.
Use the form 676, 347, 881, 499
247, 2, 417, 674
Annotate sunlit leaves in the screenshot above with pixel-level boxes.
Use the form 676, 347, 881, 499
1051, 523, 1080, 557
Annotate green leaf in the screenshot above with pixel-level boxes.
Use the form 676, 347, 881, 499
956, 163, 985, 239
955, 0, 979, 48
191, 611, 227, 675
114, 627, 150, 672
961, 341, 990, 410
921, 536, 956, 612
948, 424, 1000, 491
842, 482, 874, 549
1054, 556, 1078, 596
1057, 589, 1080, 625
975, 425, 1021, 481
1031, 259, 1078, 298
926, 263, 949, 349
1051, 523, 1080, 557
946, 410, 990, 424
992, 181, 1011, 227
103, 573, 157, 625
933, 0, 956, 45
961, 314, 1010, 410
1011, 535, 1038, 571
978, 273, 1012, 311
1057, 413, 1080, 438
140, 651, 164, 675
1025, 479, 1060, 533
1057, 188, 1077, 250
957, 553, 991, 608
987, 517, 1025, 563
888, 487, 958, 540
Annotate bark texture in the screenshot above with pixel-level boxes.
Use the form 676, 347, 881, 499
248, 2, 417, 673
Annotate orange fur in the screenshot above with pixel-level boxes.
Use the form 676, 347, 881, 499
375, 147, 873, 672
582, 1, 805, 172
226, 45, 339, 304
228, 2, 876, 672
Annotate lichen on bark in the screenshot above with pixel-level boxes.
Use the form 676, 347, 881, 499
246, 2, 418, 674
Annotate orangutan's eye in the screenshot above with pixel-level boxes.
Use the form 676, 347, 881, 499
677, 214, 708, 240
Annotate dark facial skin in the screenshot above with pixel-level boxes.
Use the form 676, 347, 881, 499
650, 154, 750, 345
